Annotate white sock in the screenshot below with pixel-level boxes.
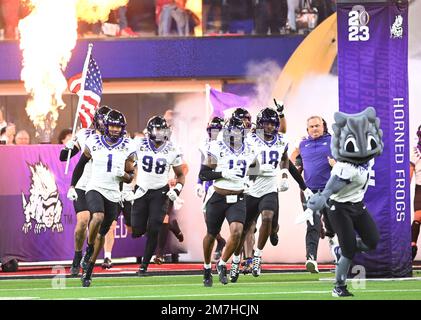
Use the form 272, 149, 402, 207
105, 252, 111, 260
232, 255, 241, 264
218, 259, 226, 266
254, 249, 262, 257
204, 263, 212, 269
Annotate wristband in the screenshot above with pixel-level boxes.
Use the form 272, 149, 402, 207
174, 183, 183, 195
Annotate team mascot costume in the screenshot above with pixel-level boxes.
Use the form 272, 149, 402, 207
303, 106, 384, 297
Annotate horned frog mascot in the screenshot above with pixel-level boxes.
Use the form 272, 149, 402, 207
304, 107, 384, 297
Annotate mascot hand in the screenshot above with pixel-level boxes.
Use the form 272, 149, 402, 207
306, 191, 327, 211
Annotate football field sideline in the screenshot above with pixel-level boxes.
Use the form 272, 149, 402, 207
1, 272, 421, 300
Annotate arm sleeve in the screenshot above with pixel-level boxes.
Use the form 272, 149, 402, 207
59, 146, 79, 161
197, 155, 205, 184
70, 153, 90, 187
288, 159, 307, 190
198, 164, 223, 181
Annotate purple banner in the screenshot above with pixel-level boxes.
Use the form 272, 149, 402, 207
0, 145, 185, 263
337, 0, 410, 276
209, 87, 251, 117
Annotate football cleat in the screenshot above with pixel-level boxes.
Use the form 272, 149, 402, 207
242, 257, 253, 275
101, 257, 113, 269
305, 255, 319, 273
137, 264, 148, 277
216, 263, 228, 285
203, 268, 213, 287
230, 262, 240, 283
154, 256, 164, 265
332, 285, 354, 297
70, 264, 80, 277
81, 263, 94, 288
251, 256, 262, 277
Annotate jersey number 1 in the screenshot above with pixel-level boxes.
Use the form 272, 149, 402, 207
107, 154, 113, 172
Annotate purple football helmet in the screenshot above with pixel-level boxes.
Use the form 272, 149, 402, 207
256, 108, 279, 138
206, 116, 224, 139
93, 105, 111, 134
146, 115, 171, 143
104, 110, 126, 142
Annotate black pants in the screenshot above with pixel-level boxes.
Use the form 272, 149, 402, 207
85, 190, 119, 236
131, 186, 170, 266
328, 200, 379, 259
205, 192, 246, 237
301, 189, 334, 259
245, 193, 279, 232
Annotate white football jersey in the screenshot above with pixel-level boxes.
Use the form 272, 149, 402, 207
199, 138, 211, 157
74, 128, 96, 191
207, 139, 257, 191
135, 138, 183, 190
85, 134, 137, 202
411, 146, 421, 185
247, 133, 289, 198
329, 161, 372, 203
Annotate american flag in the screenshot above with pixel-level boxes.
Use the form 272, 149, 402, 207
68, 55, 103, 128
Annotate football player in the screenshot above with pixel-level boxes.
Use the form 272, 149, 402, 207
68, 110, 137, 287
196, 116, 227, 261
61, 105, 111, 276
230, 107, 290, 282
199, 116, 257, 286
130, 115, 186, 276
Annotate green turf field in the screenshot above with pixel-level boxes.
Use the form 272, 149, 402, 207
1, 271, 421, 300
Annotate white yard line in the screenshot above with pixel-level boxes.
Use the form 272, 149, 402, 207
0, 280, 322, 292
52, 288, 421, 300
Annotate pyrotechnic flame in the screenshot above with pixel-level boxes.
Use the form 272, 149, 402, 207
19, 0, 128, 142
19, 0, 78, 141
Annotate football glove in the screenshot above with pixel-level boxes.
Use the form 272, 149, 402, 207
67, 187, 78, 201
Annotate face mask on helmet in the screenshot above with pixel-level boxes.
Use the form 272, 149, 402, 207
104, 110, 126, 143
232, 108, 252, 129
256, 108, 279, 138
94, 106, 111, 134
207, 117, 224, 140
147, 116, 171, 143
223, 117, 245, 149
150, 127, 170, 142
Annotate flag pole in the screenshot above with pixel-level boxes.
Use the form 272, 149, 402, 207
205, 83, 211, 123
65, 43, 93, 175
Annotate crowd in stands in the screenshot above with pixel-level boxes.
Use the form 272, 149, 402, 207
0, 0, 336, 40
0, 109, 31, 145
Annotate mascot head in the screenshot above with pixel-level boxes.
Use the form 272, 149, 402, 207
331, 107, 384, 165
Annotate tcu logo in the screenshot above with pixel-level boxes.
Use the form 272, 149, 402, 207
21, 162, 63, 234
348, 5, 370, 42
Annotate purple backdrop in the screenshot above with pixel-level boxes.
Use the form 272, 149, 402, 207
0, 145, 185, 263
337, 0, 410, 277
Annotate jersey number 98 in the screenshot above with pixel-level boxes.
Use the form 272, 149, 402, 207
142, 156, 167, 174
